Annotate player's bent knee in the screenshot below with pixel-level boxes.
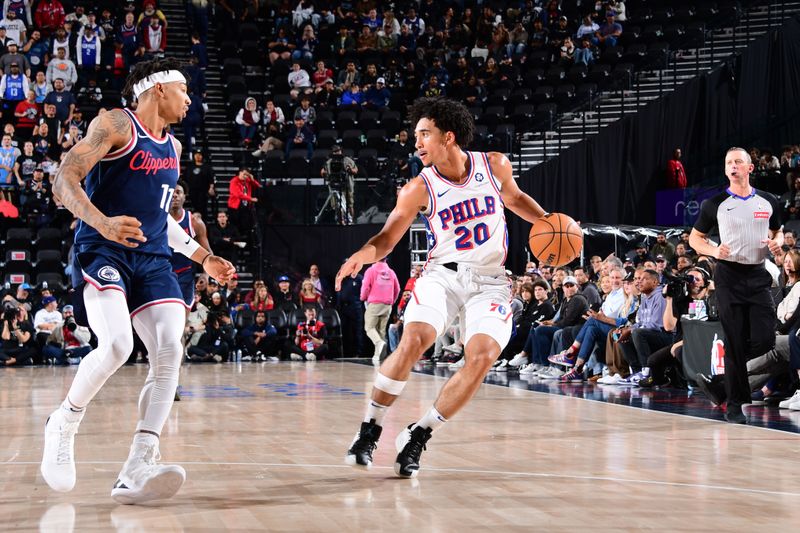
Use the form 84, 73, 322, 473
108, 334, 135, 365
464, 352, 497, 371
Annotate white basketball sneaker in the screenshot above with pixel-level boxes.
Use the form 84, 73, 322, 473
111, 440, 186, 505
41, 407, 84, 492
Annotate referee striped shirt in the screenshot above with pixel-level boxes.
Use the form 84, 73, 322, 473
693, 188, 781, 265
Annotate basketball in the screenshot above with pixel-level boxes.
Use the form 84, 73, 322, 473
528, 213, 583, 267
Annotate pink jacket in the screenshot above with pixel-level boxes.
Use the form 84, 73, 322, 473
360, 261, 400, 305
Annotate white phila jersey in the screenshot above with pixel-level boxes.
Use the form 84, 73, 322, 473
418, 151, 508, 268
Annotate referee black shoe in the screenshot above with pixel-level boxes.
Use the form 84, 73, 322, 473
345, 420, 382, 469
695, 373, 726, 406
394, 424, 433, 478
724, 402, 747, 424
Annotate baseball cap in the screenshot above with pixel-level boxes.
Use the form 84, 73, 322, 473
208, 278, 219, 285
562, 276, 578, 286
324, 78, 334, 84
376, 77, 385, 84
10, 61, 18, 66
19, 282, 32, 290
34, 166, 43, 172
623, 271, 635, 282
42, 295, 56, 305
63, 304, 74, 312
655, 254, 666, 262
331, 144, 342, 153
7, 40, 16, 46
277, 275, 290, 282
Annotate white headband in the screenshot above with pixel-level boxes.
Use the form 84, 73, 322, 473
132, 70, 186, 99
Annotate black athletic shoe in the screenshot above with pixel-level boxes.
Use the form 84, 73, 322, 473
393, 424, 433, 478
724, 402, 747, 424
695, 373, 726, 406
345, 420, 382, 469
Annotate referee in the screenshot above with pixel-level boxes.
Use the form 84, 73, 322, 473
689, 147, 782, 423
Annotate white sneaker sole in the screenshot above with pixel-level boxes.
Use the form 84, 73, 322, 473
344, 454, 372, 469
111, 466, 186, 505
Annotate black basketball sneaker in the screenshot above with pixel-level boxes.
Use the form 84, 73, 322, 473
394, 424, 433, 478
345, 420, 382, 469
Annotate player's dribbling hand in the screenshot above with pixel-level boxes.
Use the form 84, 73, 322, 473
335, 256, 364, 291
715, 243, 731, 260
100, 215, 146, 247
203, 256, 236, 285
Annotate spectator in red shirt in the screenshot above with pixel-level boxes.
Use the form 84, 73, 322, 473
666, 148, 687, 188
34, 0, 65, 38
249, 285, 274, 312
227, 166, 260, 235
14, 89, 38, 140
288, 306, 328, 361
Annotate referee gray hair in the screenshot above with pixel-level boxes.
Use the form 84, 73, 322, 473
725, 146, 752, 164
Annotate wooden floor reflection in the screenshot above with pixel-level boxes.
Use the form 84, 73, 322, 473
3, 361, 800, 532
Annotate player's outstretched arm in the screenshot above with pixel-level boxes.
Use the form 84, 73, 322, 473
488, 152, 546, 223
52, 109, 146, 247
335, 177, 429, 290
167, 215, 235, 285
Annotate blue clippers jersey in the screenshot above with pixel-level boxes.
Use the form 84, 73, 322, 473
75, 108, 180, 257
170, 209, 195, 275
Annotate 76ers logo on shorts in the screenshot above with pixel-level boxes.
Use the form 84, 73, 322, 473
98, 266, 121, 282
489, 302, 512, 321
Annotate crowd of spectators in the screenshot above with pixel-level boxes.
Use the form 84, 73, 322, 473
0, 0, 214, 227
229, 0, 631, 162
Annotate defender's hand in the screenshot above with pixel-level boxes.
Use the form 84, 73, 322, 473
99, 215, 146, 247
203, 255, 236, 285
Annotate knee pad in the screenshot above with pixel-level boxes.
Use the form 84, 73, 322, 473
374, 372, 406, 396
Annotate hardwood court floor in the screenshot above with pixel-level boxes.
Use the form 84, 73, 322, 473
2, 361, 800, 532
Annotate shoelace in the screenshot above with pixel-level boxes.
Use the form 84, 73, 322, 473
55, 421, 79, 465
405, 436, 427, 461
354, 434, 378, 454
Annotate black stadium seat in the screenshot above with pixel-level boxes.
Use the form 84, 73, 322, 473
35, 249, 63, 275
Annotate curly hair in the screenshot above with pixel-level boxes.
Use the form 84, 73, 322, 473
408, 97, 474, 148
122, 57, 187, 102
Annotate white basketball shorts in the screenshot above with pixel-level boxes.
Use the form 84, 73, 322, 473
403, 263, 513, 348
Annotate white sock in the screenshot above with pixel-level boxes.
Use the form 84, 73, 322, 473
364, 400, 389, 426
414, 406, 448, 433
642, 367, 650, 377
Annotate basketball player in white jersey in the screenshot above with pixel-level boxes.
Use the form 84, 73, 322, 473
337, 97, 547, 477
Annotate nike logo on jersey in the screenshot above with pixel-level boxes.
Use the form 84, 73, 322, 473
437, 189, 450, 198
726, 207, 736, 211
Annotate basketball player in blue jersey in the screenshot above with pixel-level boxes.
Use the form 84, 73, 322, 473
169, 180, 212, 403
40, 58, 235, 504
337, 97, 548, 478
170, 180, 212, 309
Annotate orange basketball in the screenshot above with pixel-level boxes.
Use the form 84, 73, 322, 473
528, 213, 583, 267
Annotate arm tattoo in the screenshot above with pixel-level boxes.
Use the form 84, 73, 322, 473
52, 110, 130, 233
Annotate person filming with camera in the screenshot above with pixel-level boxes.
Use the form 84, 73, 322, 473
320, 144, 358, 225
1, 305, 37, 366
42, 304, 93, 366
639, 266, 713, 388
288, 306, 328, 361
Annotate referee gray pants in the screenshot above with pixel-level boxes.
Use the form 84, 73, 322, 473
714, 261, 776, 406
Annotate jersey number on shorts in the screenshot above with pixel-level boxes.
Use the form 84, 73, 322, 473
454, 222, 490, 250
159, 184, 175, 213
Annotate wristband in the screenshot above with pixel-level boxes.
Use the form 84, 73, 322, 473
202, 253, 212, 268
